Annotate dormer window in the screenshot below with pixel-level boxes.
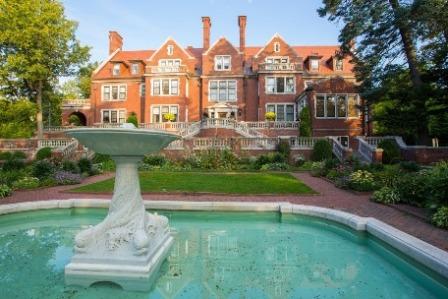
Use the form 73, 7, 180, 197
167, 45, 174, 56
215, 55, 231, 71
112, 63, 120, 76
335, 58, 344, 71
131, 63, 139, 75
274, 42, 280, 53
310, 59, 319, 71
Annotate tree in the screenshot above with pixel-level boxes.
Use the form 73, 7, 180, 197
0, 98, 37, 138
59, 61, 98, 99
0, 0, 89, 138
299, 107, 312, 137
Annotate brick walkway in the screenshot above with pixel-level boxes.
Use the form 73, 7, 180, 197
2, 172, 447, 251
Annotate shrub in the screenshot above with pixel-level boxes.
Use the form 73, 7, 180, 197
372, 187, 400, 204
32, 160, 55, 179
39, 177, 57, 187
374, 166, 402, 188
377, 139, 401, 164
399, 161, 420, 172
294, 155, 306, 167
428, 161, 448, 206
311, 139, 333, 161
265, 112, 276, 121
78, 158, 92, 174
276, 140, 291, 160
54, 171, 82, 185
126, 112, 138, 127
12, 177, 40, 190
68, 114, 81, 126
432, 206, 448, 229
260, 162, 289, 171
163, 113, 176, 122
349, 170, 376, 192
61, 160, 80, 173
0, 151, 26, 160
326, 169, 339, 181
396, 171, 430, 206
36, 147, 52, 160
2, 158, 25, 171
0, 184, 12, 198
335, 176, 350, 189
299, 106, 312, 137
0, 170, 26, 187
0, 99, 37, 138
143, 155, 167, 166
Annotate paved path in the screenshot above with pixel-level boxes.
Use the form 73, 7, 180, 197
2, 172, 447, 251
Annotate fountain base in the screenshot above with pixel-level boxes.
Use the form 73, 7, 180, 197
65, 232, 173, 291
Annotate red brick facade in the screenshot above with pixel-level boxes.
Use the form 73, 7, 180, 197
69, 16, 364, 140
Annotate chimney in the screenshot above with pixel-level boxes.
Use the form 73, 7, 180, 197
202, 17, 211, 50
238, 16, 247, 52
109, 31, 123, 55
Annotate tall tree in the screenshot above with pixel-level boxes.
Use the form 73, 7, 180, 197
0, 0, 89, 138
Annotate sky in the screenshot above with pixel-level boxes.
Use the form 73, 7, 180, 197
62, 0, 342, 63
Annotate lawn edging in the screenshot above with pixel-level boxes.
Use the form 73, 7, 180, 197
0, 199, 447, 280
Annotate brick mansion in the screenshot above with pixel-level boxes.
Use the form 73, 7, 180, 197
63, 16, 367, 148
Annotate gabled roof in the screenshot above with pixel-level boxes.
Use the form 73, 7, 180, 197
147, 37, 194, 61
203, 37, 241, 55
254, 33, 299, 58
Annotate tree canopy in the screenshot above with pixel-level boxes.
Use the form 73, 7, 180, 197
0, 0, 90, 137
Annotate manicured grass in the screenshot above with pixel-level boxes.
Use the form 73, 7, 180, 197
70, 171, 316, 195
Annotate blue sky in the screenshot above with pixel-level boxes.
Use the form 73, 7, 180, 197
62, 0, 342, 63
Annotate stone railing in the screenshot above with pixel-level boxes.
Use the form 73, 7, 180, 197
355, 137, 379, 163
193, 138, 231, 150
93, 123, 123, 128
289, 137, 326, 149
149, 65, 187, 73
200, 119, 263, 137
327, 136, 351, 162
245, 121, 299, 130
240, 138, 278, 150
258, 63, 303, 72
166, 139, 184, 150
58, 139, 79, 159
38, 138, 74, 149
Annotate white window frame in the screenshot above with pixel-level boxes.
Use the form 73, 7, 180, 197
337, 136, 350, 148
265, 103, 296, 121
274, 42, 280, 53
335, 58, 344, 71
112, 63, 120, 76
151, 78, 180, 96
131, 63, 139, 75
310, 59, 319, 71
167, 45, 174, 56
159, 59, 181, 66
208, 80, 237, 102
101, 109, 126, 124
150, 104, 180, 123
314, 93, 360, 119
214, 55, 231, 71
265, 76, 296, 94
101, 84, 127, 101
265, 56, 289, 64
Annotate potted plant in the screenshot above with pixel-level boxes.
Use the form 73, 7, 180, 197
163, 113, 176, 122
265, 111, 276, 122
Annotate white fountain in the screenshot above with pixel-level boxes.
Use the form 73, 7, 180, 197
64, 124, 179, 291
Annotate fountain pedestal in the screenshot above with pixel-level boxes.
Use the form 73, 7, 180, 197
64, 127, 179, 291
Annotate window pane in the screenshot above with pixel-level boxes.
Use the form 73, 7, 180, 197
286, 105, 294, 121
336, 59, 343, 71
119, 110, 125, 123
170, 106, 178, 122
111, 111, 118, 123
153, 80, 160, 95
348, 95, 358, 117
316, 96, 325, 117
311, 59, 319, 70
171, 79, 178, 95
266, 78, 275, 93
119, 85, 126, 99
112, 86, 118, 100
102, 111, 110, 123
210, 81, 218, 101
223, 56, 230, 69
162, 79, 170, 95
276, 77, 285, 93
337, 95, 347, 117
277, 105, 285, 121
267, 105, 275, 113
285, 77, 294, 93
219, 81, 227, 101
327, 95, 336, 117
103, 86, 110, 100
152, 107, 160, 123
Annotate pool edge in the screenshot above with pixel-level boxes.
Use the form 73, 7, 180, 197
1, 199, 447, 280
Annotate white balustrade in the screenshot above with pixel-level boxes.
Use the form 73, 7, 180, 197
193, 138, 231, 150
356, 137, 376, 163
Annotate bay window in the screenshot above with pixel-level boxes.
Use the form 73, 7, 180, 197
102, 84, 127, 101
101, 109, 126, 124
209, 80, 237, 102
315, 94, 359, 118
152, 78, 179, 96
266, 77, 295, 94
266, 104, 296, 121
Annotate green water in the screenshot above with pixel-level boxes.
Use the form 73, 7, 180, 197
0, 209, 447, 299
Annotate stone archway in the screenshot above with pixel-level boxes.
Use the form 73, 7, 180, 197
68, 111, 87, 126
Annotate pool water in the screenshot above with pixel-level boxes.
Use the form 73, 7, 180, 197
0, 209, 447, 299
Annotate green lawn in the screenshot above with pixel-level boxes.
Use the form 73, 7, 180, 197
71, 171, 316, 195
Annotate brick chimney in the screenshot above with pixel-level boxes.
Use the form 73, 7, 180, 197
238, 16, 247, 52
109, 31, 123, 55
202, 17, 211, 50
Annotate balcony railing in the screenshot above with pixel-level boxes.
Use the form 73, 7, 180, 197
258, 63, 303, 72
149, 65, 188, 73
62, 99, 91, 109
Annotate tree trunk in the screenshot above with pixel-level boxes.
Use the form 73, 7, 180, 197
388, 0, 423, 88
36, 80, 43, 139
